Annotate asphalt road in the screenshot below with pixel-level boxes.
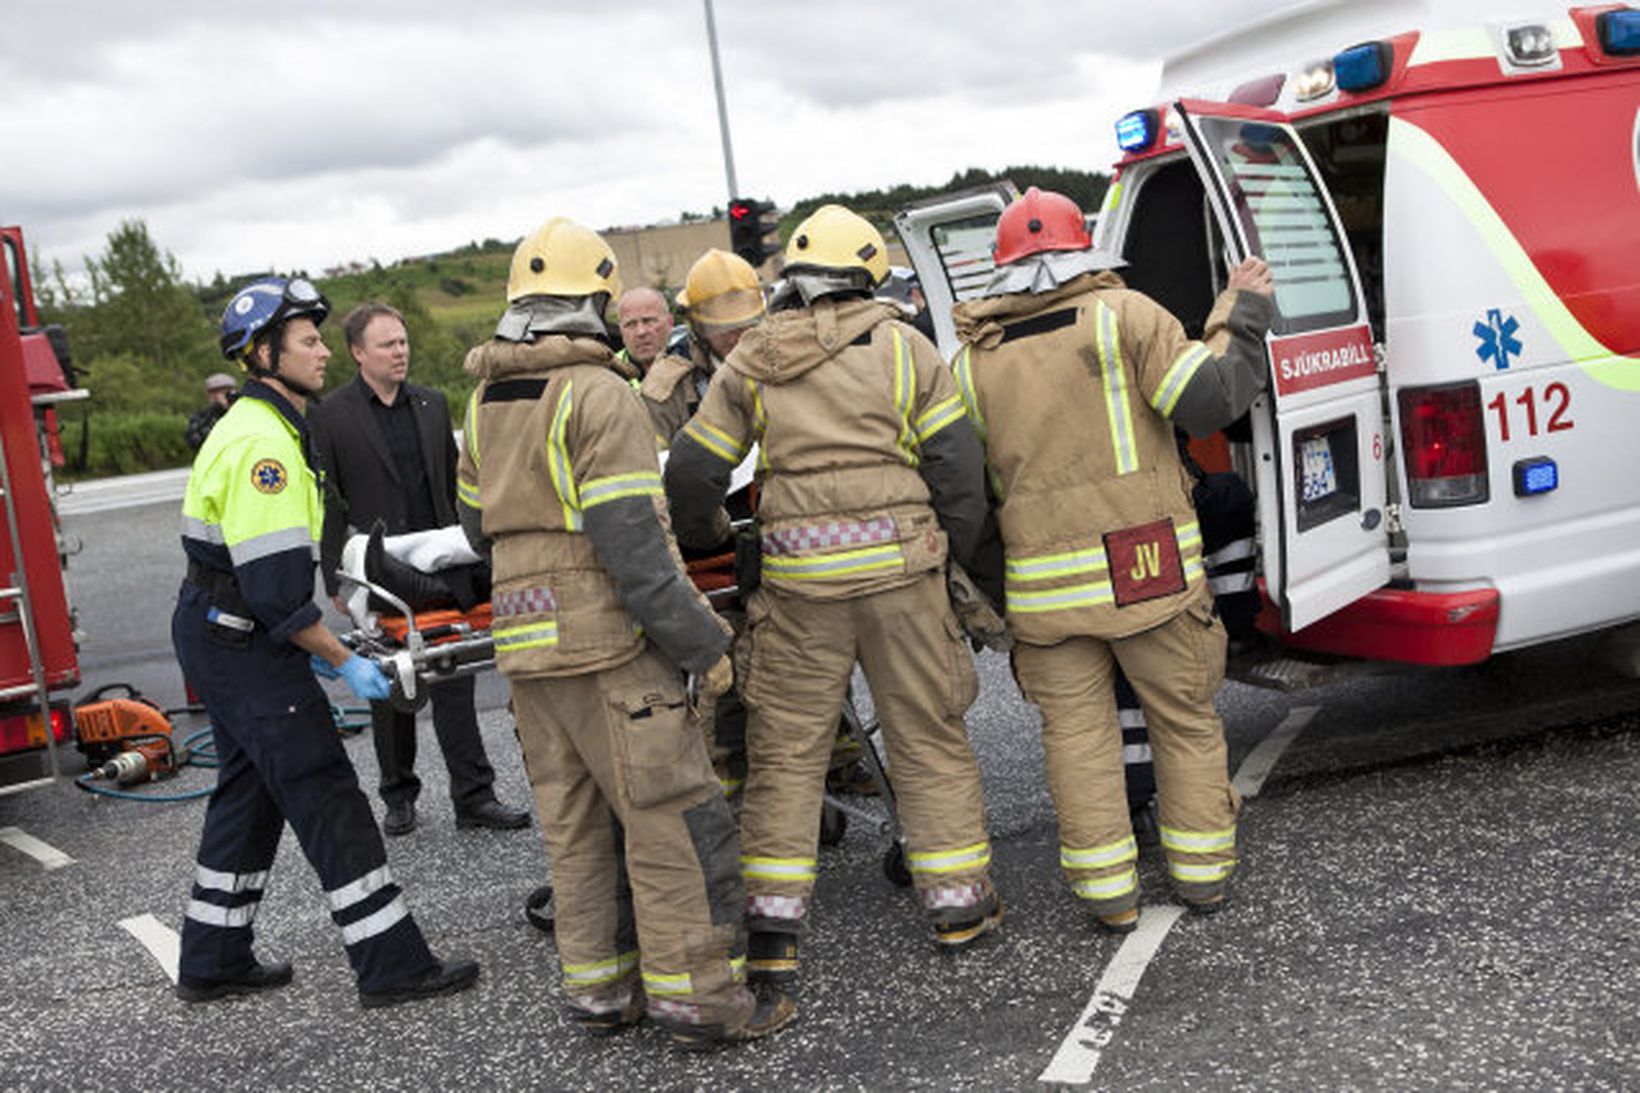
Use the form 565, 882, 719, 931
2, 495, 1637, 1089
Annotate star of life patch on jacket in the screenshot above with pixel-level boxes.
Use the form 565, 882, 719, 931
1103, 518, 1186, 607
250, 458, 288, 494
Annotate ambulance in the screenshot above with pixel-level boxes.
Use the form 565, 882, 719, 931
897, 0, 1640, 682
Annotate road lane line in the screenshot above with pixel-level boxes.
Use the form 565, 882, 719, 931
1038, 704, 1323, 1083
1232, 705, 1320, 799
0, 826, 75, 870
1039, 905, 1186, 1084
119, 914, 180, 984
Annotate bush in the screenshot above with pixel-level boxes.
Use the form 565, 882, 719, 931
58, 410, 193, 478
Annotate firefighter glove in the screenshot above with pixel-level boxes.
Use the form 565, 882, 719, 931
339, 654, 393, 702
688, 654, 735, 710
947, 562, 1013, 653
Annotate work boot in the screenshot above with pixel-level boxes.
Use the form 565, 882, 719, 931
669, 984, 797, 1053
1183, 893, 1225, 917
1096, 907, 1140, 935
933, 894, 1005, 951
358, 957, 480, 1009
746, 930, 800, 986
572, 990, 646, 1038
824, 757, 879, 796
175, 959, 294, 1003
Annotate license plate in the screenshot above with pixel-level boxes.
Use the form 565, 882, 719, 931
1300, 435, 1337, 503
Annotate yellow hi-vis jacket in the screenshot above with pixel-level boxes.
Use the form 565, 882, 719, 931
952, 271, 1273, 643
179, 382, 324, 644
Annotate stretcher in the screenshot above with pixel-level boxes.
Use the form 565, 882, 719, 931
333, 523, 914, 919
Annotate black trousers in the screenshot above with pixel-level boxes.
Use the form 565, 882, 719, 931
173, 581, 435, 991
370, 674, 497, 810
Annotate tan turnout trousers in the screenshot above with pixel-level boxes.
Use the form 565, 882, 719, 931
737, 572, 994, 928
1011, 602, 1241, 914
510, 645, 753, 1030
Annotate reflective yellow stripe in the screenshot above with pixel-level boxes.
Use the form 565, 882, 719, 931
580, 471, 662, 508
465, 386, 483, 470
684, 417, 748, 465
547, 381, 581, 531
907, 840, 991, 876
741, 856, 817, 881
729, 955, 746, 983
563, 950, 639, 985
1160, 824, 1236, 854
1008, 580, 1115, 613
1072, 867, 1139, 900
891, 329, 921, 467
915, 394, 965, 442
457, 477, 481, 510
642, 969, 693, 996
1169, 858, 1237, 883
493, 621, 559, 652
745, 377, 769, 472
762, 543, 905, 580
1176, 520, 1202, 554
1152, 343, 1210, 417
1061, 836, 1138, 870
953, 346, 985, 441
1006, 546, 1109, 584
1094, 300, 1139, 475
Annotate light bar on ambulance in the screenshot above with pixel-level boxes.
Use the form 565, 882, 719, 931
1116, 109, 1159, 153
1333, 41, 1392, 92
1504, 23, 1557, 66
1294, 59, 1336, 101
1599, 9, 1640, 55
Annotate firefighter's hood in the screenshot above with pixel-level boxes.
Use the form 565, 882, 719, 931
725, 297, 901, 385
463, 334, 622, 381
952, 270, 1126, 350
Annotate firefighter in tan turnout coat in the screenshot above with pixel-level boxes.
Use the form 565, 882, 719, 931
665, 204, 1000, 986
455, 217, 793, 1051
951, 187, 1275, 930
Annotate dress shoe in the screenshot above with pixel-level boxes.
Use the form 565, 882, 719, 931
359, 957, 481, 1009
455, 799, 530, 831
175, 960, 294, 1003
382, 800, 417, 837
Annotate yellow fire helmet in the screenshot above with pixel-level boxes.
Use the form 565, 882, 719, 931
507, 217, 622, 303
782, 204, 889, 287
677, 249, 766, 332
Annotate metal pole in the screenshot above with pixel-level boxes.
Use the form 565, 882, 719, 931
703, 0, 739, 201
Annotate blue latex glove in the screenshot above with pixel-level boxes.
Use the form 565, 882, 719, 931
338, 654, 393, 702
310, 654, 342, 680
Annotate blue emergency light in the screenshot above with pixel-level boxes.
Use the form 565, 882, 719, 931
1116, 109, 1159, 153
1599, 9, 1640, 55
1333, 41, 1392, 92
1512, 456, 1558, 497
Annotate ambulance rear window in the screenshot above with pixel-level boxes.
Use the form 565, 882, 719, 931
1196, 118, 1358, 335
930, 214, 1002, 303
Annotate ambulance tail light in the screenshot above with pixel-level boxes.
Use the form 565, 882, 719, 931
1334, 41, 1392, 92
0, 706, 71, 755
1398, 381, 1489, 508
1598, 9, 1640, 55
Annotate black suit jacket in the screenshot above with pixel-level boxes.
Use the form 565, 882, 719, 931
309, 375, 459, 597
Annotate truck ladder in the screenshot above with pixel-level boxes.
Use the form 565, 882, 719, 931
0, 439, 59, 795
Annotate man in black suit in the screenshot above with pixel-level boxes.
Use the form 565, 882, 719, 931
309, 303, 529, 837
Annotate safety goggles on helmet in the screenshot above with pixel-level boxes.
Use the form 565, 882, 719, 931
219, 277, 332, 361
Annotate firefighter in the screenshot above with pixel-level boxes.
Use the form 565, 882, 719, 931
640, 247, 766, 447
454, 217, 793, 1051
951, 187, 1275, 930
665, 204, 1001, 987
174, 277, 479, 1006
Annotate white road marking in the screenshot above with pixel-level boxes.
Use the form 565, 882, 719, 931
0, 826, 75, 870
1038, 905, 1186, 1084
1232, 705, 1320, 799
1037, 703, 1321, 1083
119, 914, 180, 984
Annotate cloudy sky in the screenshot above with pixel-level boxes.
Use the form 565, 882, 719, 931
4, 0, 1285, 284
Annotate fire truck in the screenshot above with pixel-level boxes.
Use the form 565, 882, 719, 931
898, 0, 1640, 685
0, 226, 86, 791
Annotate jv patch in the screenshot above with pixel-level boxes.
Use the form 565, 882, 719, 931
251, 459, 288, 494
1104, 518, 1185, 607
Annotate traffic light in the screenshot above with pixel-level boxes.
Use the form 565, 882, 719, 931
728, 198, 779, 268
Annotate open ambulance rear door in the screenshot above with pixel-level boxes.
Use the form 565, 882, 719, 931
1174, 99, 1391, 631
892, 182, 1017, 358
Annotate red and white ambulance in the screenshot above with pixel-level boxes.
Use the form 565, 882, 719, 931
899, 1, 1640, 680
